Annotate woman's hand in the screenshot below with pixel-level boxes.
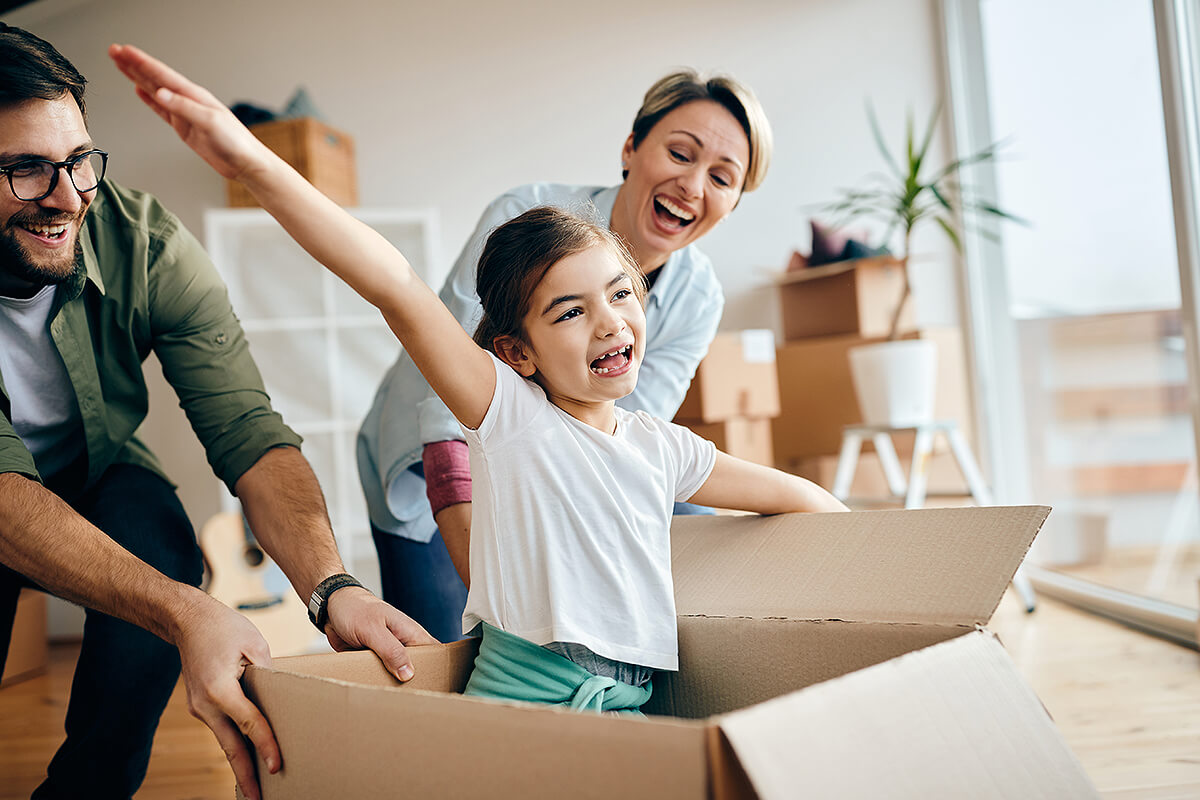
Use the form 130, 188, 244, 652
108, 44, 270, 182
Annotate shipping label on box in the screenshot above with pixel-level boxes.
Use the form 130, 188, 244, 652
675, 330, 780, 423
241, 506, 1098, 800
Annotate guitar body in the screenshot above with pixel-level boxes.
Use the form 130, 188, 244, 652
198, 512, 325, 657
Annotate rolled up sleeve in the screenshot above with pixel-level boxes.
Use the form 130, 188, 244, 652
0, 415, 39, 482
147, 217, 301, 493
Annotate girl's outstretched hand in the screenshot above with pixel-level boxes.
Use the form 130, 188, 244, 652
108, 44, 269, 182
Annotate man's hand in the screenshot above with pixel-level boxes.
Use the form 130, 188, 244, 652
174, 593, 279, 800
323, 587, 439, 682
0, 473, 282, 800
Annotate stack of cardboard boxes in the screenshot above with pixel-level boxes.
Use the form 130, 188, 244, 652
673, 330, 780, 467
771, 257, 976, 501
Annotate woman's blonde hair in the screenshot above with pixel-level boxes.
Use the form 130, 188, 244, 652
627, 69, 773, 193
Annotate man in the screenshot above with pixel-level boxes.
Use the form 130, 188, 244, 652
0, 24, 435, 800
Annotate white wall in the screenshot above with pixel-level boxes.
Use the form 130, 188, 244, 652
9, 0, 953, 535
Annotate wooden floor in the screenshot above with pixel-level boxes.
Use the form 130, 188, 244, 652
988, 590, 1200, 799
1, 589, 1197, 799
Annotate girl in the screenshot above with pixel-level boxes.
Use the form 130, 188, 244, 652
360, 69, 773, 645
110, 45, 848, 715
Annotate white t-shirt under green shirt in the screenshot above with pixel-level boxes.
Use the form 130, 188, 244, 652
0, 285, 84, 477
461, 353, 716, 671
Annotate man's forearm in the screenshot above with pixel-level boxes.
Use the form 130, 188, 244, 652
0, 472, 202, 644
234, 446, 346, 601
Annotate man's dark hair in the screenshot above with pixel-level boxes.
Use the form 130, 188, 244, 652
0, 22, 87, 116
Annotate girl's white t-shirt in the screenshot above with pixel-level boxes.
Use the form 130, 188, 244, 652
461, 354, 716, 671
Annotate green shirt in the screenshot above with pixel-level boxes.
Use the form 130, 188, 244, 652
0, 180, 301, 493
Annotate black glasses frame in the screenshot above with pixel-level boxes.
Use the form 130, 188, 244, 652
0, 149, 109, 202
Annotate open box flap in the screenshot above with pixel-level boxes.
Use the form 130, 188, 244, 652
716, 630, 1097, 800
671, 506, 1049, 626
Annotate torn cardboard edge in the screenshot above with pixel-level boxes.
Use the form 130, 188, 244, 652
239, 506, 1096, 799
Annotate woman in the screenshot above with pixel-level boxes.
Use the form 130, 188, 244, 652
358, 69, 773, 643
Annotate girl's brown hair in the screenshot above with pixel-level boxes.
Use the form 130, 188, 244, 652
473, 206, 646, 354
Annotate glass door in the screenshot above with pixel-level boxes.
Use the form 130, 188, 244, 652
943, 0, 1200, 629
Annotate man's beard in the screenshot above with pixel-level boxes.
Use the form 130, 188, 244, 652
0, 208, 86, 289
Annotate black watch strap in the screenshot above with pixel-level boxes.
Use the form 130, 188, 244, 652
307, 573, 363, 631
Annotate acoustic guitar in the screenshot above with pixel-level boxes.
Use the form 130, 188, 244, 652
198, 511, 326, 658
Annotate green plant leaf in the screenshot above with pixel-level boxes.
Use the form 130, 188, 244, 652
928, 182, 953, 211
934, 216, 963, 251
822, 103, 1022, 262
866, 101, 903, 178
927, 139, 1007, 183
911, 101, 943, 178
967, 200, 1030, 225
905, 108, 916, 170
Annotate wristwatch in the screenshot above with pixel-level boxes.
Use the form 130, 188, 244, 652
307, 573, 363, 631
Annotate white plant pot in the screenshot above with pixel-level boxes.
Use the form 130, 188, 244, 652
848, 339, 938, 427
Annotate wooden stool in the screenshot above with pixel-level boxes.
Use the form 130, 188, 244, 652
832, 420, 1038, 612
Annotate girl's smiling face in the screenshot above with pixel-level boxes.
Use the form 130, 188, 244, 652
496, 243, 646, 431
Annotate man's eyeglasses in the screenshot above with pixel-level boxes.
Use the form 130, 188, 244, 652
0, 150, 108, 202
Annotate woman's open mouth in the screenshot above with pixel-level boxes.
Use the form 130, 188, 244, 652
653, 195, 696, 231
590, 344, 633, 375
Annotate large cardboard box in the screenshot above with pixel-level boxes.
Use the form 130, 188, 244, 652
683, 417, 774, 466
240, 507, 1097, 799
227, 118, 358, 207
772, 327, 971, 466
0, 589, 47, 687
777, 256, 914, 341
675, 330, 780, 423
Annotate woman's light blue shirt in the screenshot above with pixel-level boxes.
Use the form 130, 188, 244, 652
356, 183, 724, 541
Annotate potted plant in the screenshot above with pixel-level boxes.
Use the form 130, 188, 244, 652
823, 103, 1022, 427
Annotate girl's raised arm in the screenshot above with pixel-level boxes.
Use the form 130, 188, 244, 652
109, 45, 495, 430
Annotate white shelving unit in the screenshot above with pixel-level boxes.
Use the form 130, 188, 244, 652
205, 208, 441, 586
